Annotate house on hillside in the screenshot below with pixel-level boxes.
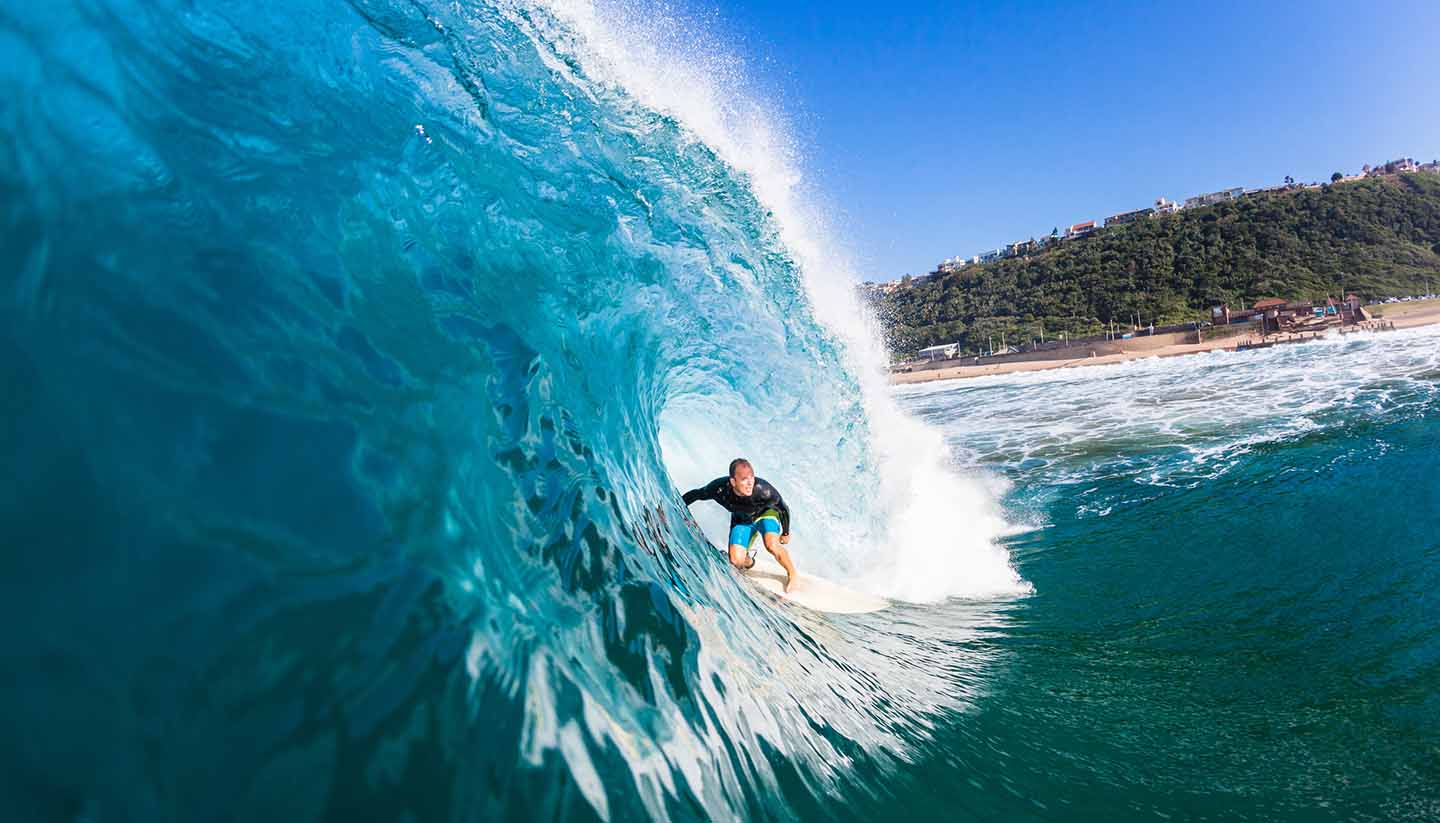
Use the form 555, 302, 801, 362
1008, 239, 1038, 256
869, 279, 904, 295
1184, 188, 1244, 209
1246, 183, 1293, 196
1154, 197, 1181, 215
1065, 220, 1097, 239
1367, 158, 1419, 176
1104, 208, 1154, 227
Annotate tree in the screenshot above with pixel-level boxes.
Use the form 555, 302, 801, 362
1332, 172, 1343, 183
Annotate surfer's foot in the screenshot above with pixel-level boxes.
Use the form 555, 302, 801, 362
743, 556, 756, 570
783, 574, 797, 593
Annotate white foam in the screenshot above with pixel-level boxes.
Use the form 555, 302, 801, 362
905, 324, 1440, 491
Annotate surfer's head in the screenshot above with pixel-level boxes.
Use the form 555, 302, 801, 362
728, 458, 755, 496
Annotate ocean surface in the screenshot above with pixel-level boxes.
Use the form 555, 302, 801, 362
2, 1, 1437, 821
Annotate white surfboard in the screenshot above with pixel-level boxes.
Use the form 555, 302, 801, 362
724, 549, 888, 614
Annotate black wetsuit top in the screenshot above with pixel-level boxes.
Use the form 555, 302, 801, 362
682, 477, 791, 535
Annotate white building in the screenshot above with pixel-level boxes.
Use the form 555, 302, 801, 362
917, 343, 960, 361
1184, 188, 1244, 209
1154, 197, 1181, 214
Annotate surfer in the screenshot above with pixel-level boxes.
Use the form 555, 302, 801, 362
682, 458, 799, 592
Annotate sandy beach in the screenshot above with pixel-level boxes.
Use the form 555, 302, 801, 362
891, 299, 1440, 385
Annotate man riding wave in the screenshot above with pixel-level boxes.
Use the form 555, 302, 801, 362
682, 458, 800, 592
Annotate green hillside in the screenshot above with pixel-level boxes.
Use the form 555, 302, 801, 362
875, 174, 1440, 356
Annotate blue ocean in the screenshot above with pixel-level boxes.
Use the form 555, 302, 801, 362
3, 1, 1437, 820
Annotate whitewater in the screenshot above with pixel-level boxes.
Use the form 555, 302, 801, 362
2, 0, 1438, 821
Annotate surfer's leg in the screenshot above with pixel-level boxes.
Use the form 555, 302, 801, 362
726, 523, 756, 569
759, 530, 798, 592
728, 544, 754, 569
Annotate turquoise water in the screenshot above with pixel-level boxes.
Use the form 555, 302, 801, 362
893, 333, 1440, 821
3, 1, 1438, 820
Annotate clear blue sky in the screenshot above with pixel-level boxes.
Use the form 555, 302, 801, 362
684, 0, 1440, 281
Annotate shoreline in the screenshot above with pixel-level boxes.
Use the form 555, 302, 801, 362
890, 302, 1440, 385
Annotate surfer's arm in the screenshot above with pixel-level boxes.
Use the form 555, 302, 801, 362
759, 481, 791, 536
681, 478, 725, 506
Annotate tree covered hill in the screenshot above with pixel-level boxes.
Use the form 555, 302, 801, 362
875, 174, 1440, 356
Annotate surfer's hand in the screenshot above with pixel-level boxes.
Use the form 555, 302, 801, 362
779, 533, 790, 545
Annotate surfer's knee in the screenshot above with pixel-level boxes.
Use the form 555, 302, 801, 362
728, 544, 748, 565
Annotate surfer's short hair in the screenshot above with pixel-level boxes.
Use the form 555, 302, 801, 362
728, 458, 753, 478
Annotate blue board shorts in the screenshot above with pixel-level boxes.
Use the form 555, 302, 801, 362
728, 509, 782, 552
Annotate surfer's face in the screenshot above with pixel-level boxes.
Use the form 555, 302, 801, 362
729, 466, 755, 496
